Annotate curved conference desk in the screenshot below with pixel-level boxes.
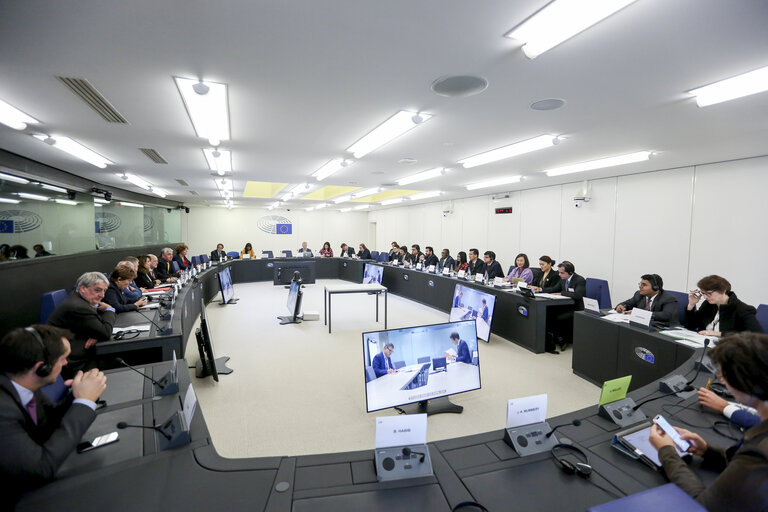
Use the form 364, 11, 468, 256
16, 258, 722, 512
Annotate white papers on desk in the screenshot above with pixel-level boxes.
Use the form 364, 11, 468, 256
659, 328, 713, 347
533, 293, 571, 300
445, 347, 458, 358
144, 290, 170, 296
139, 302, 160, 310
113, 325, 151, 334
601, 313, 631, 323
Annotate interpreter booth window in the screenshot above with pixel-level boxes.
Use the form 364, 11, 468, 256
0, 174, 97, 260
95, 201, 145, 249
143, 206, 181, 244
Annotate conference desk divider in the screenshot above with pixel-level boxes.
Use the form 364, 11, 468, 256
16, 258, 728, 512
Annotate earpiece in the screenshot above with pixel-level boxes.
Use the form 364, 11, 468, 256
25, 327, 52, 378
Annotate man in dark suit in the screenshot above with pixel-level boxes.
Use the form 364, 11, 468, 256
0, 325, 106, 505
450, 332, 471, 364
468, 248, 484, 275
482, 251, 504, 280
615, 274, 679, 327
339, 243, 355, 257
453, 291, 463, 308
47, 272, 116, 375
423, 246, 439, 268
439, 249, 455, 272
210, 243, 226, 262
372, 343, 396, 378
156, 247, 180, 282
405, 244, 424, 266
480, 298, 490, 322
548, 261, 587, 353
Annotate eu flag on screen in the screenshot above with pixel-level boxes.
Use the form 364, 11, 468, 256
276, 223, 292, 234
0, 220, 14, 233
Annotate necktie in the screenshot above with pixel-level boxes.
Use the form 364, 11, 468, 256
386, 358, 391, 370
645, 297, 651, 311
27, 396, 38, 425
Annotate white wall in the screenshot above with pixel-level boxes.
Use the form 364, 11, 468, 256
182, 207, 369, 258
369, 155, 768, 307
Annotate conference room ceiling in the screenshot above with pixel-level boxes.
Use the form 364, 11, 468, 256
0, 0, 767, 209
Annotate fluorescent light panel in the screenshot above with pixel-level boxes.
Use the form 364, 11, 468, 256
312, 159, 351, 181
339, 207, 352, 213
174, 77, 230, 143
689, 65, 768, 107
410, 191, 441, 201
459, 135, 558, 169
353, 187, 379, 198
466, 176, 522, 191
33, 135, 113, 168
0, 197, 21, 204
0, 99, 39, 130
203, 148, 232, 175
54, 198, 78, 205
380, 197, 404, 206
505, 0, 639, 59
332, 194, 353, 204
353, 204, 369, 211
38, 183, 68, 193
119, 202, 143, 208
544, 151, 651, 176
120, 173, 152, 191
0, 172, 30, 185
17, 192, 49, 201
397, 167, 444, 186
346, 110, 432, 159
94, 198, 109, 204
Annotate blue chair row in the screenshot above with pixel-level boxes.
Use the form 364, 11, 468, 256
378, 252, 389, 263
757, 304, 768, 333
227, 251, 239, 259
585, 278, 612, 309
39, 289, 68, 323
370, 250, 380, 260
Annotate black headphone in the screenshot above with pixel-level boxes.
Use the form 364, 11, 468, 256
551, 443, 592, 478
25, 327, 52, 378
648, 274, 662, 291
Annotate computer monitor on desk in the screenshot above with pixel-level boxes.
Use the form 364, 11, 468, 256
449, 284, 496, 342
363, 263, 383, 284
217, 267, 237, 304
195, 297, 233, 380
278, 275, 304, 325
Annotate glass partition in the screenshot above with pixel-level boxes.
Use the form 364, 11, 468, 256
143, 206, 181, 245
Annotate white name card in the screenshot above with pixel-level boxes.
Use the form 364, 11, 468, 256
507, 394, 548, 428
493, 277, 504, 286
242, 254, 251, 259
375, 414, 427, 448
428, 265, 436, 273
183, 384, 198, 427
416, 263, 423, 270
583, 297, 600, 314
457, 270, 466, 278
442, 267, 450, 275
475, 274, 484, 282
630, 307, 653, 328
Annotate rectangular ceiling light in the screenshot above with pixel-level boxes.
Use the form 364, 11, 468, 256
410, 191, 441, 201
203, 148, 233, 175
151, 188, 169, 198
339, 207, 352, 213
332, 194, 353, 204
396, 167, 444, 186
458, 135, 558, 168
33, 135, 113, 168
689, 65, 768, 107
544, 151, 651, 176
0, 197, 21, 204
313, 203, 328, 210
94, 198, 109, 204
17, 192, 49, 201
505, 0, 638, 59
39, 183, 68, 193
346, 110, 432, 159
53, 198, 78, 205
380, 197, 404, 206
312, 158, 352, 181
119, 202, 143, 208
174, 77, 230, 144
353, 204, 369, 211
466, 176, 522, 191
353, 187, 380, 199
119, 173, 152, 191
0, 171, 30, 185
0, 99, 39, 130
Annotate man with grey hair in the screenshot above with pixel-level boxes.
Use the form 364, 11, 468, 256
372, 343, 396, 378
47, 272, 116, 376
156, 248, 179, 283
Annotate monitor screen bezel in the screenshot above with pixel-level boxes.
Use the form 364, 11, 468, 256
362, 263, 384, 285
449, 283, 496, 342
218, 266, 234, 304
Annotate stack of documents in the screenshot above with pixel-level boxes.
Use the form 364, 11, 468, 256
659, 328, 713, 348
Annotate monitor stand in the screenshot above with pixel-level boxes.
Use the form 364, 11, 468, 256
396, 397, 463, 416
277, 314, 303, 325
195, 356, 234, 378
219, 298, 239, 305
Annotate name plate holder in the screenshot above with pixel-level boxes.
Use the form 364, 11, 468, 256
629, 308, 653, 331
154, 352, 180, 397
374, 414, 433, 482
457, 270, 466, 278
658, 375, 697, 399
442, 267, 450, 276
598, 398, 647, 428
156, 410, 191, 451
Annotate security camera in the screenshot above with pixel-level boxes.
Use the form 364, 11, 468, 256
573, 196, 590, 208
286, 208, 291, 211
442, 209, 453, 217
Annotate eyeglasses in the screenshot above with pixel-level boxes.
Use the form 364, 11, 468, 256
701, 290, 715, 297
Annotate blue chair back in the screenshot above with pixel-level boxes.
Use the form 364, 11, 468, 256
191, 256, 200, 266
757, 304, 768, 333
371, 251, 380, 260
378, 252, 389, 262
666, 290, 689, 326
585, 278, 612, 309
262, 251, 273, 258
417, 356, 431, 364
40, 375, 69, 404
282, 250, 293, 258
171, 260, 180, 272
393, 360, 405, 369
39, 289, 68, 323
200, 254, 210, 263
364, 366, 376, 383
227, 251, 240, 259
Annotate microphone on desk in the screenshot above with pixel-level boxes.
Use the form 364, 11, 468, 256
545, 419, 581, 438
115, 357, 166, 390
402, 447, 425, 463
632, 388, 693, 411
134, 308, 165, 333
116, 421, 170, 440
686, 338, 711, 386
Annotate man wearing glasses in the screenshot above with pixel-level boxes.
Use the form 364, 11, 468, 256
615, 273, 679, 328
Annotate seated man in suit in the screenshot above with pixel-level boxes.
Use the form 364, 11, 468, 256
548, 261, 587, 353
453, 291, 463, 308
615, 274, 679, 328
210, 243, 226, 262
298, 241, 311, 254
450, 332, 471, 364
467, 248, 484, 276
482, 251, 504, 280
405, 244, 424, 266
0, 325, 107, 505
423, 246, 439, 268
339, 243, 355, 257
47, 272, 116, 376
156, 247, 181, 283
480, 299, 490, 322
372, 343, 396, 378
439, 248, 455, 272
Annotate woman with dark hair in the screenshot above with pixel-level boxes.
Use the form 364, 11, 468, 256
685, 275, 762, 336
240, 242, 255, 259
505, 253, 533, 284
0, 244, 10, 261
388, 241, 399, 261
357, 243, 371, 260
173, 243, 192, 270
9, 245, 29, 259
455, 251, 469, 273
319, 241, 333, 257
104, 264, 147, 313
135, 255, 159, 288
530, 255, 560, 292
650, 332, 768, 511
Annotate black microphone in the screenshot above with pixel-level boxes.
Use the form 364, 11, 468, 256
115, 357, 165, 389
546, 419, 581, 438
686, 338, 711, 386
116, 421, 170, 440
632, 388, 693, 411
133, 308, 165, 333
402, 446, 425, 463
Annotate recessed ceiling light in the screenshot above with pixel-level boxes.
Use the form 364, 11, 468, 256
0, 99, 39, 130
346, 110, 432, 159
17, 192, 49, 201
119, 202, 143, 208
689, 65, 768, 107
466, 176, 522, 191
33, 134, 113, 168
333, 194, 353, 204
0, 172, 30, 185
397, 167, 444, 186
410, 191, 442, 201
38, 183, 68, 193
353, 204, 370, 211
530, 98, 566, 111
458, 135, 559, 168
0, 197, 21, 204
53, 198, 78, 206
353, 187, 380, 199
397, 158, 417, 165
174, 77, 230, 143
203, 148, 232, 175
339, 208, 352, 213
431, 75, 488, 97
544, 151, 652, 176
380, 197, 405, 206
313, 158, 352, 181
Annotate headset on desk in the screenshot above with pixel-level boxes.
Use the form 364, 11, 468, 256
114, 330, 141, 340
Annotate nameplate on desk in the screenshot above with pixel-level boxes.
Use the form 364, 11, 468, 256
457, 270, 466, 278
474, 274, 484, 282
428, 265, 435, 273
493, 277, 504, 286
416, 263, 423, 270
183, 384, 197, 427
629, 308, 652, 330
506, 393, 547, 428
583, 297, 601, 315
375, 414, 427, 448
442, 267, 450, 275
599, 375, 632, 407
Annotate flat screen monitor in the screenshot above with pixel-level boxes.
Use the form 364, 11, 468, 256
362, 320, 481, 413
196, 297, 219, 381
218, 267, 234, 304
286, 279, 303, 320
273, 260, 316, 285
449, 283, 496, 342
362, 263, 383, 284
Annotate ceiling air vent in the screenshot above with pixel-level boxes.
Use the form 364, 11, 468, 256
175, 179, 189, 186
189, 191, 199, 196
139, 148, 168, 164
56, 76, 128, 123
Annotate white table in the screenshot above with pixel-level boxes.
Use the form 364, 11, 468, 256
324, 283, 387, 333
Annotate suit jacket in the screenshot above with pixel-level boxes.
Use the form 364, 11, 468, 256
483, 260, 504, 280
439, 256, 455, 271
342, 247, 355, 257
618, 289, 679, 326
135, 270, 156, 289
103, 281, 139, 314
538, 270, 562, 292
210, 249, 227, 262
358, 248, 371, 259
47, 291, 116, 358
0, 375, 96, 501
122, 282, 142, 302
480, 305, 490, 322
658, 417, 768, 512
455, 340, 471, 364
423, 254, 439, 268
468, 259, 484, 275
156, 259, 177, 282
405, 252, 424, 265
558, 273, 587, 311
684, 291, 763, 334
371, 352, 393, 378
388, 249, 398, 261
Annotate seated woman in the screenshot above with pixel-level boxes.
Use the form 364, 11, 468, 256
455, 251, 469, 273
172, 244, 192, 271
104, 264, 148, 313
505, 253, 533, 284
135, 254, 159, 289
319, 241, 333, 257
530, 255, 560, 292
121, 256, 144, 301
357, 243, 371, 259
649, 332, 768, 511
685, 275, 763, 336
240, 242, 256, 259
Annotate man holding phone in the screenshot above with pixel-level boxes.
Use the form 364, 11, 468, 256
0, 325, 107, 504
